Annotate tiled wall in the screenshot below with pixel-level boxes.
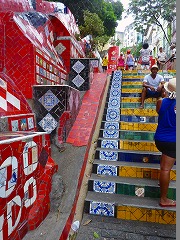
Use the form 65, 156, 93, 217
69, 58, 93, 91
33, 85, 81, 144
0, 131, 58, 239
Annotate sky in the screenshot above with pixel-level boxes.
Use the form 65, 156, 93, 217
116, 0, 134, 32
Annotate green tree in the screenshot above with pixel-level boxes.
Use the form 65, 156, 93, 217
47, 0, 123, 37
79, 10, 104, 38
128, 0, 176, 44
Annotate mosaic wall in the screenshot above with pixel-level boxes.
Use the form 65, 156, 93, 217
0, 131, 58, 239
69, 58, 93, 91
33, 85, 81, 144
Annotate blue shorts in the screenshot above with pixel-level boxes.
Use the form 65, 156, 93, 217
146, 89, 161, 98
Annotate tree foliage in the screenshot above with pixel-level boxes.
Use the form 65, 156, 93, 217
128, 0, 176, 44
79, 10, 104, 38
47, 0, 123, 37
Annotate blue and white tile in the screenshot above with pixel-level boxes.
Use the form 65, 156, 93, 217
111, 82, 121, 89
93, 180, 116, 193
103, 129, 119, 139
104, 122, 119, 130
38, 113, 57, 133
108, 97, 120, 108
101, 139, 118, 149
97, 165, 117, 176
90, 201, 115, 217
109, 89, 121, 98
38, 89, 60, 111
72, 60, 85, 73
100, 150, 118, 161
72, 74, 85, 88
106, 108, 120, 121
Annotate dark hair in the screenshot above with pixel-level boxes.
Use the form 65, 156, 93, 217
142, 43, 149, 49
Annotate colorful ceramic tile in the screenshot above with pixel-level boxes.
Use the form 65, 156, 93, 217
27, 117, 34, 129
20, 118, 27, 131
101, 140, 118, 149
106, 108, 120, 122
100, 150, 118, 161
11, 120, 19, 131
72, 74, 85, 88
108, 97, 120, 108
89, 201, 115, 217
93, 180, 116, 193
97, 165, 117, 176
38, 113, 58, 133
104, 122, 119, 130
72, 60, 85, 73
103, 129, 119, 139
38, 90, 60, 111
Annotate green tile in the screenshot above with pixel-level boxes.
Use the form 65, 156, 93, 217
120, 131, 155, 141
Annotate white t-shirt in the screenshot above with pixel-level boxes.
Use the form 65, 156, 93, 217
157, 52, 166, 62
143, 74, 164, 90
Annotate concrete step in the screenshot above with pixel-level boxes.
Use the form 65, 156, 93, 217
92, 159, 176, 180
99, 129, 155, 141
95, 148, 161, 164
121, 97, 156, 103
88, 173, 176, 199
97, 138, 159, 152
84, 191, 176, 224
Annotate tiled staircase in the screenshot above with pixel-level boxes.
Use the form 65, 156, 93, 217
84, 70, 176, 225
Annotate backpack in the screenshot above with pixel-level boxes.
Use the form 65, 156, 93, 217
142, 55, 150, 63
127, 54, 134, 66
141, 49, 150, 63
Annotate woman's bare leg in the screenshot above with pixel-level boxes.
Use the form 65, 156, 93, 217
159, 154, 176, 206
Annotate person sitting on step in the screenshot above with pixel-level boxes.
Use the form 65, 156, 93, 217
139, 64, 166, 109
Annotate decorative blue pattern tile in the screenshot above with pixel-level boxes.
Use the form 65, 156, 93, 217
97, 165, 117, 176
100, 150, 118, 161
72, 74, 85, 88
38, 113, 57, 133
93, 180, 116, 193
104, 122, 119, 130
111, 82, 121, 89
106, 108, 120, 121
103, 129, 119, 138
110, 89, 121, 98
90, 201, 115, 217
38, 89, 60, 111
108, 97, 120, 108
72, 60, 85, 73
101, 140, 118, 149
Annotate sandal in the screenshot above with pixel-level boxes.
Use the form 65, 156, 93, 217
159, 200, 176, 207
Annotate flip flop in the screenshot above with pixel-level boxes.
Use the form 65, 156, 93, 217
139, 105, 144, 109
159, 200, 176, 207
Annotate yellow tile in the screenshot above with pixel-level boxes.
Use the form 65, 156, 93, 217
121, 89, 142, 93
146, 209, 156, 222
170, 170, 176, 180
158, 210, 176, 224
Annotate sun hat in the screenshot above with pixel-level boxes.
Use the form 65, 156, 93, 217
151, 64, 159, 70
164, 78, 176, 93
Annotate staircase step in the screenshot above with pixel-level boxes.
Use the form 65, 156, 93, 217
97, 138, 158, 152
120, 102, 156, 109
84, 192, 176, 224
92, 160, 176, 180
99, 129, 155, 141
120, 115, 158, 123
88, 173, 176, 199
95, 148, 161, 164
121, 108, 158, 116
121, 97, 156, 103
122, 81, 142, 85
